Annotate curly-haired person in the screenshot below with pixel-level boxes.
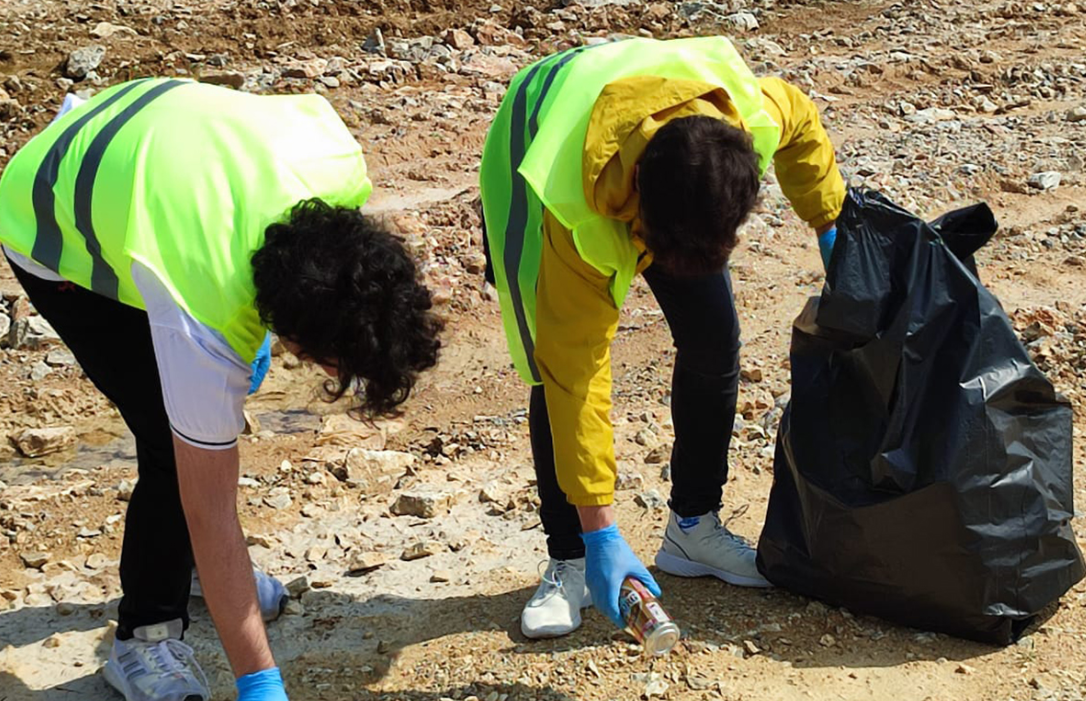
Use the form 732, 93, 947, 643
0, 80, 442, 701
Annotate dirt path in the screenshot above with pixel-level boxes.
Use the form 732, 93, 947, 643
2, 0, 1086, 700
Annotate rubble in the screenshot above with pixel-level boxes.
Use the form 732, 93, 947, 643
390, 486, 454, 518
12, 426, 76, 457
66, 46, 105, 79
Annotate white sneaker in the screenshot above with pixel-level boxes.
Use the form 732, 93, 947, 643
520, 557, 592, 639
102, 619, 210, 701
654, 511, 772, 588
190, 568, 287, 622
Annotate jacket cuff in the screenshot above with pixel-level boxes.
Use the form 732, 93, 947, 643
567, 493, 615, 507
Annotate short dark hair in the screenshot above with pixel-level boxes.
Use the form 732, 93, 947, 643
251, 199, 443, 418
638, 116, 761, 275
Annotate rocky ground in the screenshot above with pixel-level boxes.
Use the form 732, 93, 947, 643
2, 0, 1086, 699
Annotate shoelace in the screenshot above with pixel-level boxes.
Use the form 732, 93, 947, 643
537, 559, 567, 595
145, 640, 209, 694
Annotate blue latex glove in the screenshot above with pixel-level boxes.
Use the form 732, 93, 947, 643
237, 667, 288, 701
248, 333, 272, 395
581, 523, 662, 628
818, 226, 837, 271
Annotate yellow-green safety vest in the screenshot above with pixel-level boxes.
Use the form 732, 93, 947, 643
479, 36, 781, 384
0, 78, 371, 362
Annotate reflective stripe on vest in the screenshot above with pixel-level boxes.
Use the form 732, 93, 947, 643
32, 80, 186, 299
0, 78, 371, 362
480, 37, 782, 385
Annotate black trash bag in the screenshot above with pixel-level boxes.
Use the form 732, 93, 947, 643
756, 188, 1085, 645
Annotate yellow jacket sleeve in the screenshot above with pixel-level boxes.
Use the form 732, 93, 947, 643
759, 76, 846, 229
534, 209, 621, 506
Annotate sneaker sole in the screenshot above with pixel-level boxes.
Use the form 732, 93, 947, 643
654, 549, 772, 588
101, 660, 127, 699
102, 657, 208, 701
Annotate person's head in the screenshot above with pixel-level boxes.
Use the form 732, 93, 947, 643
637, 115, 762, 275
251, 199, 443, 419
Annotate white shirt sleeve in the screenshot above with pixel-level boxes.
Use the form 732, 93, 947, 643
131, 262, 251, 450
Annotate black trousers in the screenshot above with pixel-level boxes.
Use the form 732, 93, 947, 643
531, 264, 741, 560
8, 260, 193, 639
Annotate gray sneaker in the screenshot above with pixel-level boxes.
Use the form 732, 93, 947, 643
102, 619, 210, 701
654, 510, 771, 588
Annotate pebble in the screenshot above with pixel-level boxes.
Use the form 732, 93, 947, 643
348, 551, 388, 575
42, 634, 63, 649
430, 569, 452, 583
13, 426, 76, 458
390, 486, 453, 519
1067, 105, 1086, 122
635, 489, 667, 510
264, 488, 292, 510
401, 540, 443, 561
90, 21, 136, 39
643, 679, 669, 699
201, 72, 246, 89
1028, 171, 1062, 191
117, 479, 135, 501
45, 348, 77, 367
86, 553, 109, 569
726, 11, 760, 31
29, 361, 53, 381
615, 471, 645, 490
285, 575, 311, 598
634, 428, 657, 448
66, 46, 106, 79
741, 366, 764, 382
21, 551, 51, 569
643, 445, 669, 464
820, 633, 837, 646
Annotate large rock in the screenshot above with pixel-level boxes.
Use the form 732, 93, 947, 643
334, 448, 415, 491
13, 426, 76, 457
66, 46, 105, 79
390, 485, 453, 519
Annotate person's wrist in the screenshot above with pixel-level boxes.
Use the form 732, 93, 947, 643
576, 504, 615, 533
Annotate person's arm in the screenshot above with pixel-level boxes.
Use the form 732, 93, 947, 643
174, 439, 274, 677
534, 212, 660, 626
759, 76, 846, 236
534, 210, 621, 508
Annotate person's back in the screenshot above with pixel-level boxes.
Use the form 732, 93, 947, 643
0, 77, 370, 360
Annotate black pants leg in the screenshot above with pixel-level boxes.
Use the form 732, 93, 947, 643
642, 264, 741, 517
8, 260, 193, 639
529, 385, 586, 560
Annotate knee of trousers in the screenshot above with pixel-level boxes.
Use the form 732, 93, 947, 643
673, 338, 741, 379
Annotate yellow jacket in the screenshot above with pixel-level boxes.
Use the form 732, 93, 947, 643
535, 75, 845, 506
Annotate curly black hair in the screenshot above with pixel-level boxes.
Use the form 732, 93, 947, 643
251, 199, 443, 418
638, 115, 762, 276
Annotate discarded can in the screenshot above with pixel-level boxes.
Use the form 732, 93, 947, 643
619, 577, 680, 656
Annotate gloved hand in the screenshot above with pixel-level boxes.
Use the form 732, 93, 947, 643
817, 226, 837, 271
581, 523, 662, 628
237, 667, 288, 701
248, 333, 272, 395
